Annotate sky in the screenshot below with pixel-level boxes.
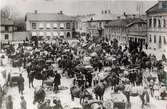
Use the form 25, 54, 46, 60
0, 0, 158, 17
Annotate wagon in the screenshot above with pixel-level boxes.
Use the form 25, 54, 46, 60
103, 93, 128, 109
8, 72, 21, 86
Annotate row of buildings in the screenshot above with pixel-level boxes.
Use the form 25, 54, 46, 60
0, 1, 167, 53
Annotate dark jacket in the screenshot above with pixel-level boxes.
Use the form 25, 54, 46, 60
53, 73, 61, 86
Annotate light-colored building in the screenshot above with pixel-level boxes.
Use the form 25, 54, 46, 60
127, 18, 147, 45
87, 10, 118, 38
104, 16, 147, 46
0, 18, 14, 43
25, 11, 76, 40
146, 1, 167, 52
104, 18, 128, 44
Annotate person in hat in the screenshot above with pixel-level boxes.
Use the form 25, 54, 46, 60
20, 96, 27, 109
124, 81, 132, 103
160, 83, 167, 100
53, 71, 61, 93
52, 99, 63, 109
153, 82, 160, 99
18, 74, 25, 95
149, 79, 154, 97
6, 95, 13, 109
44, 99, 52, 109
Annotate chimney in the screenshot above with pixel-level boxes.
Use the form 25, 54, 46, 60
59, 11, 63, 14
117, 16, 121, 19
123, 12, 128, 19
34, 10, 38, 14
133, 14, 136, 19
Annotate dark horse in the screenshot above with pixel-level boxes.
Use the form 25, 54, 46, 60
93, 81, 106, 100
70, 85, 93, 104
33, 87, 46, 104
28, 70, 48, 88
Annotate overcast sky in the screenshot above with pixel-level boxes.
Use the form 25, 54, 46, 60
1, 0, 157, 17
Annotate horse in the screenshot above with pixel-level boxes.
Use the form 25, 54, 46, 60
70, 85, 92, 104
122, 86, 150, 107
93, 81, 106, 100
33, 87, 46, 104
28, 70, 48, 88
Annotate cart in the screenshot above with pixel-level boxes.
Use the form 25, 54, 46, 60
103, 93, 128, 109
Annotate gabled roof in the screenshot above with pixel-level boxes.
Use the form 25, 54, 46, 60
25, 13, 76, 21
105, 18, 133, 27
104, 18, 146, 27
146, 1, 167, 14
90, 14, 118, 21
1, 17, 14, 25
126, 18, 146, 27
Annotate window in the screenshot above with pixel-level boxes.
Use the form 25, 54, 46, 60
153, 18, 157, 28
46, 23, 51, 29
53, 32, 58, 37
1, 26, 5, 31
159, 36, 162, 43
5, 26, 9, 31
60, 31, 64, 38
60, 23, 64, 29
149, 19, 152, 28
67, 32, 71, 37
66, 23, 71, 29
32, 23, 36, 29
32, 32, 37, 36
158, 19, 161, 28
46, 32, 51, 37
9, 26, 13, 31
164, 19, 166, 28
154, 35, 156, 43
53, 23, 58, 29
149, 35, 152, 43
39, 23, 44, 29
5, 34, 9, 40
164, 36, 166, 44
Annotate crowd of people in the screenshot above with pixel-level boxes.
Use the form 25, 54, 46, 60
0, 35, 167, 109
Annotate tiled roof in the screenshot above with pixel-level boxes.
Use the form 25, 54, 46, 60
26, 13, 76, 21
146, 1, 167, 14
104, 18, 145, 27
1, 18, 14, 25
104, 18, 133, 27
126, 18, 146, 27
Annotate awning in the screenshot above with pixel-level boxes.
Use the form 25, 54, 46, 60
60, 23, 64, 28
46, 32, 51, 36
39, 32, 44, 36
53, 32, 58, 36
32, 32, 37, 36
46, 23, 51, 28
60, 32, 64, 36
39, 23, 44, 28
53, 23, 58, 28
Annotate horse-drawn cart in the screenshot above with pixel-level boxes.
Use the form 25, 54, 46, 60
103, 92, 128, 109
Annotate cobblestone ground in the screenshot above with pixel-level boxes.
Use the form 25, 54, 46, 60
0, 54, 167, 109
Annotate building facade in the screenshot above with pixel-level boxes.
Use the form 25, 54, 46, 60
146, 1, 167, 52
25, 11, 76, 40
127, 18, 147, 45
0, 18, 14, 43
104, 17, 147, 45
104, 18, 128, 44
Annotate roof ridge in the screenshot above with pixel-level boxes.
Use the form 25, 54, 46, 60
146, 2, 158, 13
